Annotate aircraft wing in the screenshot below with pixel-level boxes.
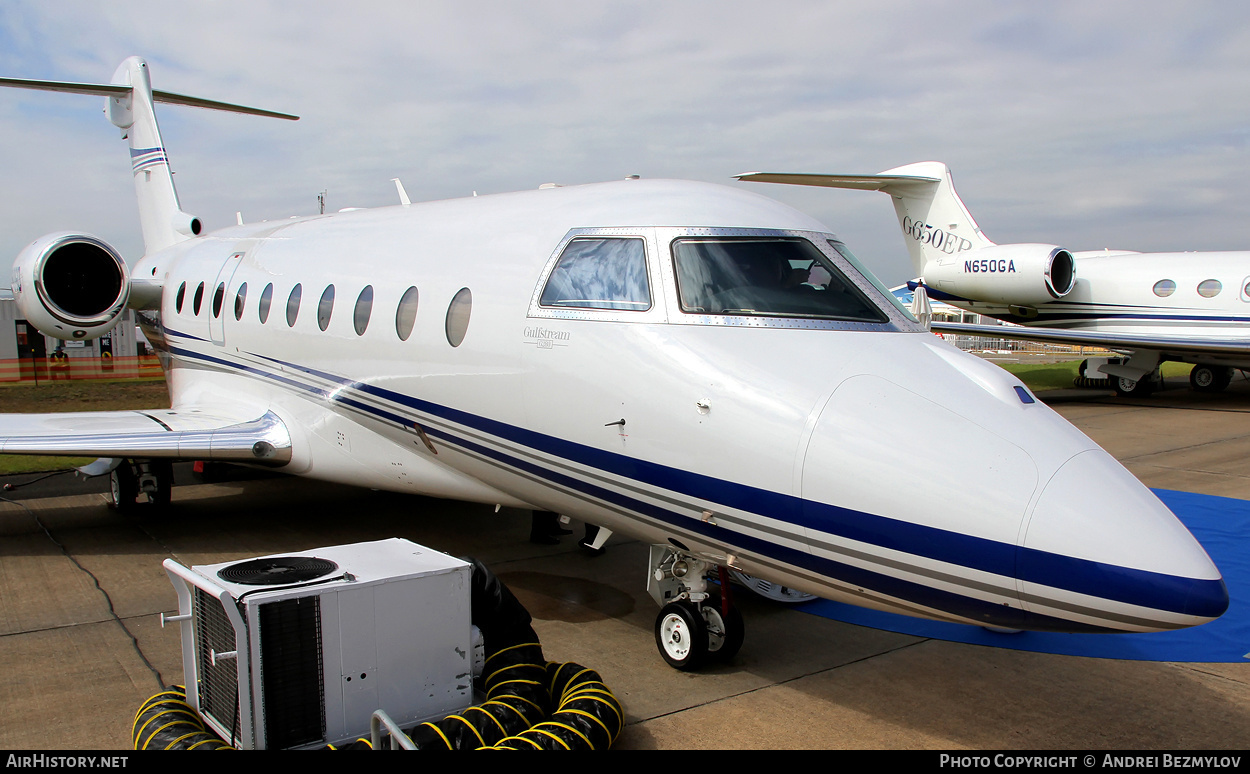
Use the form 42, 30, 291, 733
0, 408, 292, 466
930, 321, 1250, 357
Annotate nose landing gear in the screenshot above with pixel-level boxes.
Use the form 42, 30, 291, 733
656, 601, 706, 669
648, 546, 745, 671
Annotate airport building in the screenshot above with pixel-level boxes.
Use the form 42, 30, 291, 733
0, 294, 153, 382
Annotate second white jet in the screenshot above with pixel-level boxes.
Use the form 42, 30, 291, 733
738, 162, 1250, 396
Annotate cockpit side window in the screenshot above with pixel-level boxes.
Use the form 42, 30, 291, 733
672, 238, 887, 323
539, 238, 651, 312
827, 240, 919, 323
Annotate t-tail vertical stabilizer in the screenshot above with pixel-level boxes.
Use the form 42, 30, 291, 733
737, 163, 1076, 307
0, 56, 297, 257
735, 162, 994, 277
108, 57, 192, 255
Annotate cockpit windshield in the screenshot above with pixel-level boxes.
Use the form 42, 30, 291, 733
672, 237, 888, 322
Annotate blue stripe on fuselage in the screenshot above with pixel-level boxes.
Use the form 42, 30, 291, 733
166, 339, 1228, 622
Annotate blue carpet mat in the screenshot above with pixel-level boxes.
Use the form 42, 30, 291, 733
798, 489, 1250, 662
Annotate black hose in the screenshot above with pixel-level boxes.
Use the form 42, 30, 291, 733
487, 662, 622, 750
132, 686, 231, 750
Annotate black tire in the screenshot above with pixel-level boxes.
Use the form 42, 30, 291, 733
655, 601, 707, 671
1190, 365, 1232, 393
109, 464, 138, 513
149, 460, 174, 510
701, 594, 745, 662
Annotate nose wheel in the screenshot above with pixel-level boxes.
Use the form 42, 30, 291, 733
656, 601, 708, 670
648, 546, 747, 670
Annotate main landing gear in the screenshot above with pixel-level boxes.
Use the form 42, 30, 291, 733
648, 546, 745, 671
1112, 372, 1159, 398
1190, 364, 1233, 393
110, 459, 174, 514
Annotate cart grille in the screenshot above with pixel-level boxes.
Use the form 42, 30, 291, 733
193, 587, 241, 743
258, 596, 325, 748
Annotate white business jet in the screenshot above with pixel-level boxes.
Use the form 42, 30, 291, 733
0, 59, 1228, 670
738, 162, 1250, 397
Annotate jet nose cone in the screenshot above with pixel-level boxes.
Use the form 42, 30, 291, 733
1019, 449, 1228, 632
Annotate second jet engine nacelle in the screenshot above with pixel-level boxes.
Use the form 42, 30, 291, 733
923, 244, 1076, 306
11, 232, 130, 341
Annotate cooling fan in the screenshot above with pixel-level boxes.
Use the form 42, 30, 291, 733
216, 556, 338, 586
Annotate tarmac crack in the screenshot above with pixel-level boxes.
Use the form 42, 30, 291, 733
1, 494, 165, 690
1120, 435, 1250, 464
1181, 664, 1250, 686
626, 637, 931, 726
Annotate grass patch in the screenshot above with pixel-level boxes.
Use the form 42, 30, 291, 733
0, 455, 96, 475
999, 360, 1194, 391
0, 380, 170, 413
0, 379, 171, 475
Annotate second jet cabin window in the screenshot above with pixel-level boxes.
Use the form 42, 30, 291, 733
540, 238, 651, 311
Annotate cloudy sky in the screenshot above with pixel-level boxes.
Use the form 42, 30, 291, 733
2, 1, 1249, 286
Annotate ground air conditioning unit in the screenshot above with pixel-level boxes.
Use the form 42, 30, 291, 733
163, 538, 473, 749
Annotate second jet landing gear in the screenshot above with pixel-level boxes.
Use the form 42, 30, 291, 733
648, 545, 744, 671
109, 459, 174, 513
1190, 364, 1234, 393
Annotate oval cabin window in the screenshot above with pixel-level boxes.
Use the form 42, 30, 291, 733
446, 287, 472, 347
259, 283, 274, 324
234, 282, 248, 321
286, 284, 302, 327
1198, 279, 1222, 298
318, 284, 335, 331
354, 285, 374, 336
1152, 279, 1176, 298
395, 286, 419, 341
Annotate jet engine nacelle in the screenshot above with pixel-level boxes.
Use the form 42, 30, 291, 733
924, 244, 1076, 306
10, 232, 130, 341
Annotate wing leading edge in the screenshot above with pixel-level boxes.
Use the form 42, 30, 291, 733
0, 409, 291, 466
930, 320, 1250, 358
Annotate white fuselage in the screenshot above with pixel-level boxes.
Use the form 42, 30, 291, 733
1028, 250, 1250, 364
132, 179, 1227, 634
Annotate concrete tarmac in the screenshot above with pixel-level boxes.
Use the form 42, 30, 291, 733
2, 377, 1249, 750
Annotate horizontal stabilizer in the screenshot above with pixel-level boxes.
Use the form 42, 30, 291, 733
0, 75, 299, 120
738, 162, 992, 275
735, 171, 941, 196
931, 321, 1250, 358
0, 409, 292, 466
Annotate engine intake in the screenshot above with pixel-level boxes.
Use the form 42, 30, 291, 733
11, 232, 130, 340
923, 244, 1075, 306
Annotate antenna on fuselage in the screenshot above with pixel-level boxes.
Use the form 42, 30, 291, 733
391, 178, 412, 207
318, 190, 327, 215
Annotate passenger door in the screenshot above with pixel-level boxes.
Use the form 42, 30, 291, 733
208, 252, 244, 346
